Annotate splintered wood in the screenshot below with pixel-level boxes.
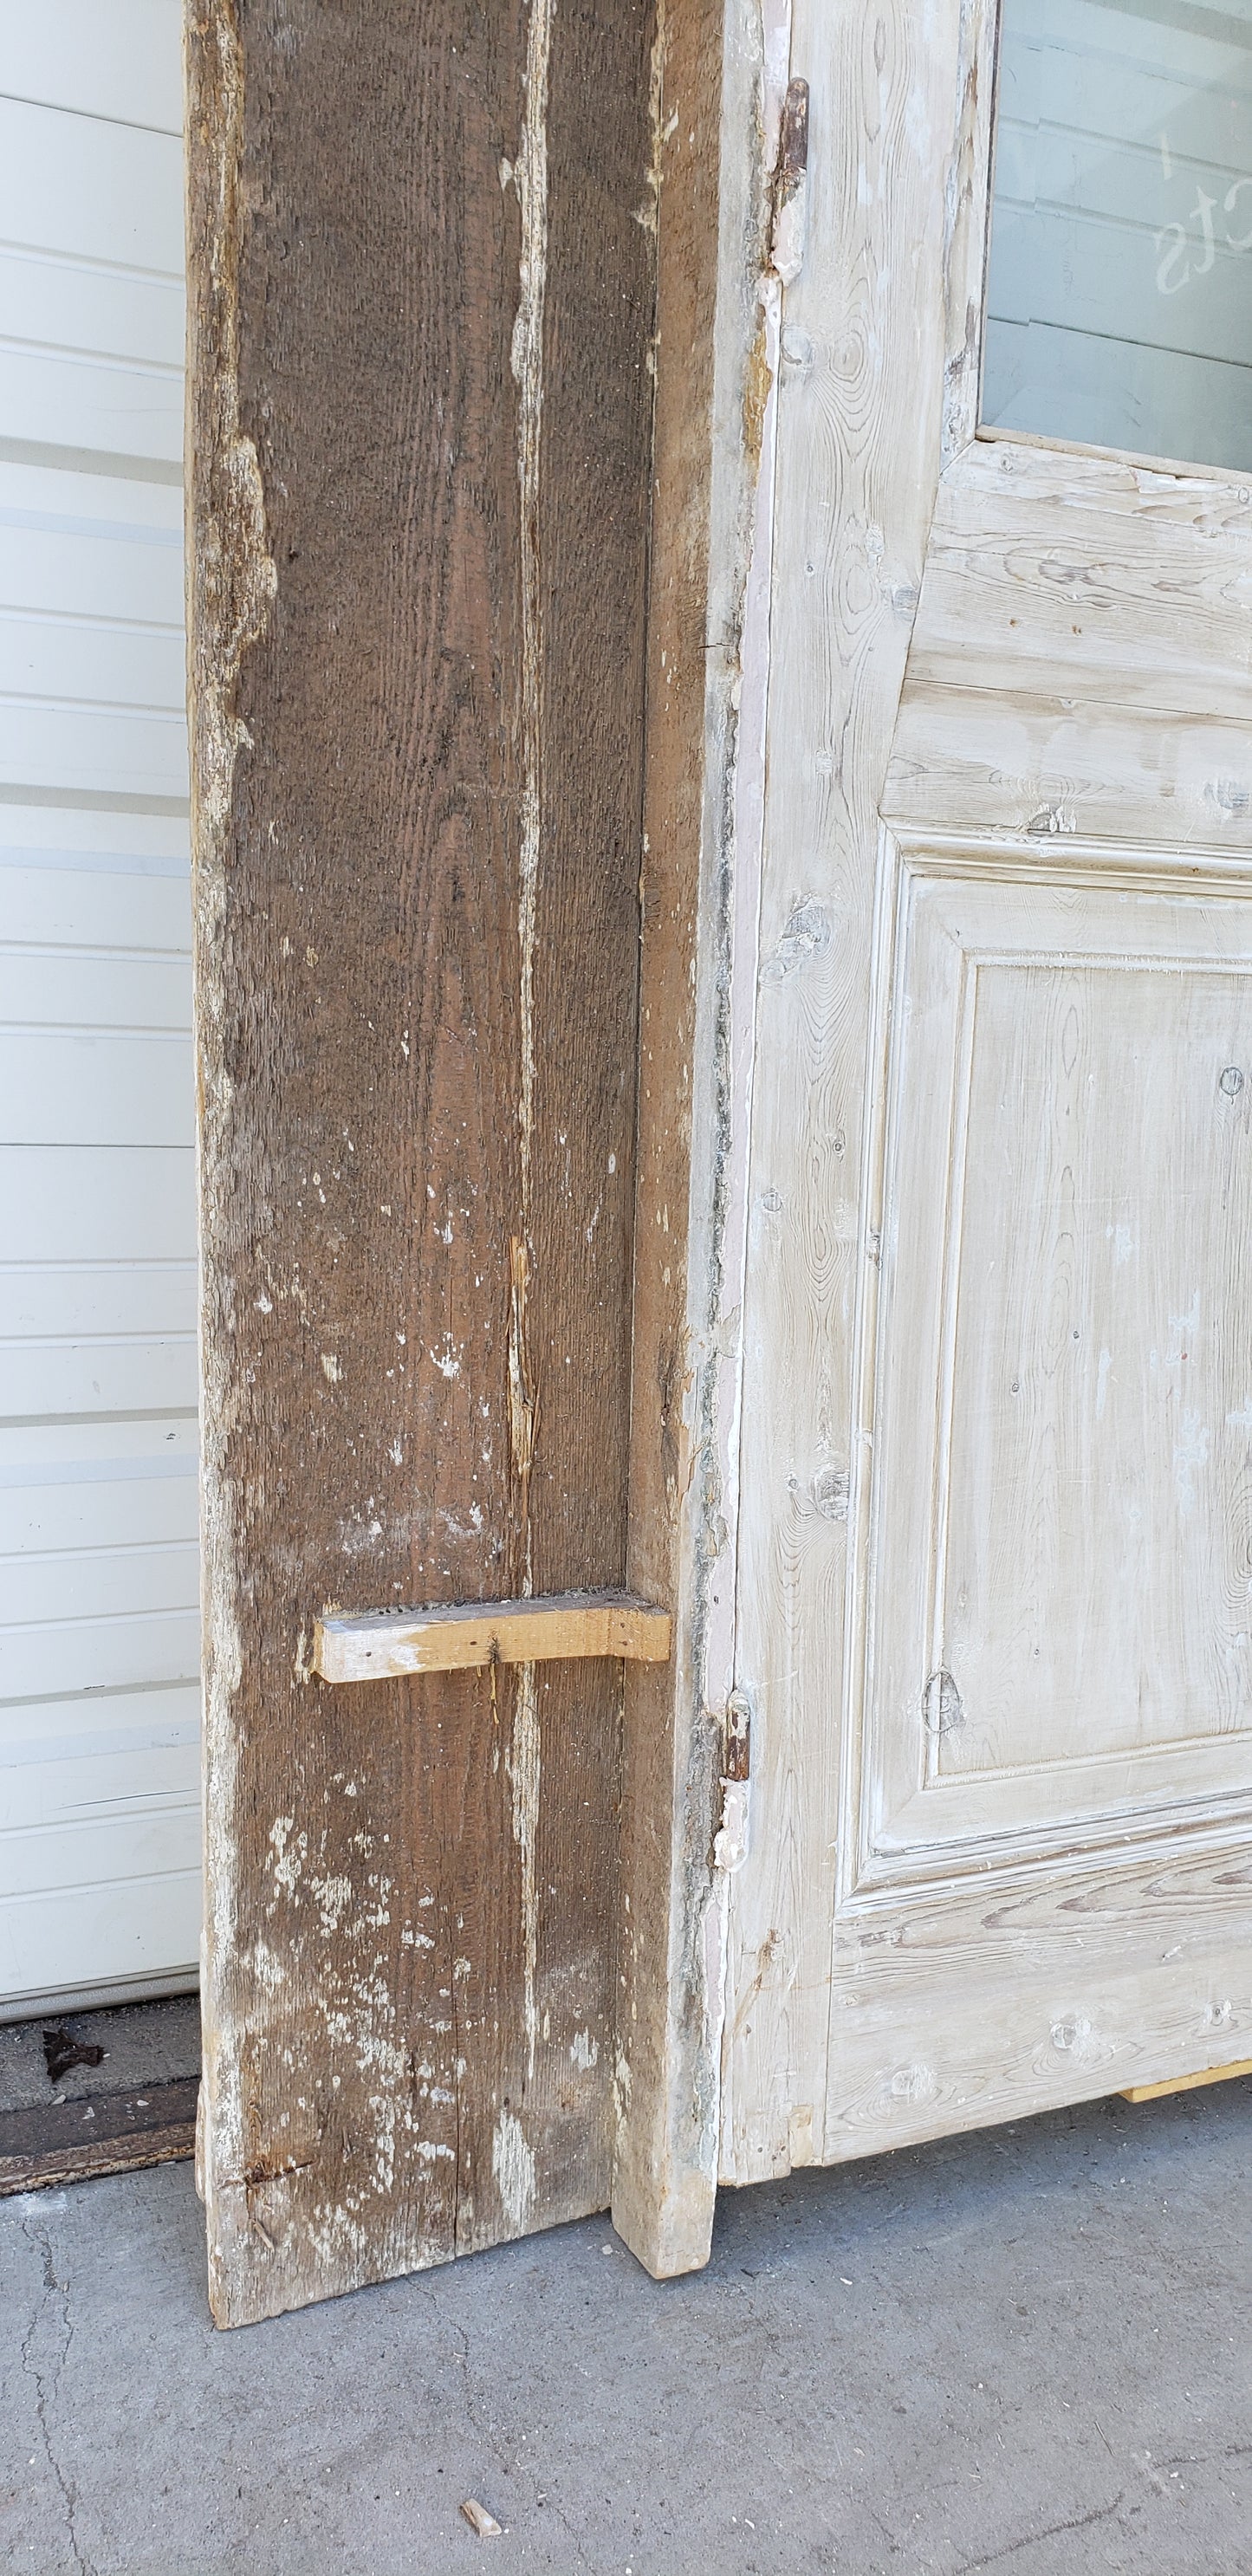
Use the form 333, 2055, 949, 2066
315, 1593, 671, 1682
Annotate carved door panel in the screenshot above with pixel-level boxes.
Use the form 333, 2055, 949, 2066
724, 0, 1252, 2181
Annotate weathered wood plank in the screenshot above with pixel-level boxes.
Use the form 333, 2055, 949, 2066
315, 1594, 671, 1683
722, 0, 964, 2190
0, 2077, 199, 2198
188, 0, 655, 2326
610, 0, 769, 2280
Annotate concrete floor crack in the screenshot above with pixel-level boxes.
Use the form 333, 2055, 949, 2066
19, 2212, 94, 2576
427, 2287, 594, 2570
948, 2491, 1127, 2574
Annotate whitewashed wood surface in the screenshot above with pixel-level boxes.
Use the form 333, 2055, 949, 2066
723, 0, 1252, 2182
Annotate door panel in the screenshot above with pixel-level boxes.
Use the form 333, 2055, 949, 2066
865, 861, 1252, 1867
725, 0, 1252, 2184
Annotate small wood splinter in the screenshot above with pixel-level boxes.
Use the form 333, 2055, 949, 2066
460, 2498, 503, 2539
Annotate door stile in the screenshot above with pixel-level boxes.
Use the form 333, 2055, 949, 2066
941, 0, 1001, 473
611, 0, 784, 2281
721, 0, 970, 2188
834, 827, 918, 1941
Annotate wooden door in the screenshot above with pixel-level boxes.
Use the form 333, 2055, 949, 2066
723, 0, 1252, 2183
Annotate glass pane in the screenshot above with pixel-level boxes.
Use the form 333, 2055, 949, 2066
983, 0, 1252, 471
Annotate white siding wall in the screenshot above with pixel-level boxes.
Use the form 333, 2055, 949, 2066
0, 1, 200, 2015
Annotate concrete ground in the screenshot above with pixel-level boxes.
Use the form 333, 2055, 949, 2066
0, 1996, 201, 2112
2, 2081, 1249, 2576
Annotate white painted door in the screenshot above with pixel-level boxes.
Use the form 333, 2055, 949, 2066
724, 0, 1252, 2178
0, 1, 200, 2015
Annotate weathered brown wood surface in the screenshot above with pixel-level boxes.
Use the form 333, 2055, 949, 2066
188, 0, 655, 2325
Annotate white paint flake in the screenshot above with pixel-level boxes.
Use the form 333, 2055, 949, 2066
512, 0, 554, 1209
508, 1661, 542, 2078
492, 2107, 536, 2231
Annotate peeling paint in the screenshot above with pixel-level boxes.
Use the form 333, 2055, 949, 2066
188, 0, 278, 2316
512, 0, 554, 1217
503, 21, 551, 2106
492, 2107, 536, 2231
636, 3, 674, 237
309, 1875, 354, 1935
251, 1941, 284, 1993
507, 1235, 537, 1543
507, 1659, 542, 2080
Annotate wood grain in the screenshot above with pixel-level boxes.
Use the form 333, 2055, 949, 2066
188, 0, 655, 2325
727, 0, 1252, 2196
315, 1595, 671, 1683
610, 0, 769, 2279
904, 442, 1252, 723
861, 856, 1252, 1877
940, 0, 997, 467
722, 0, 965, 2189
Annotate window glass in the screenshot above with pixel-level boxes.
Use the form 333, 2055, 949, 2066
983, 0, 1252, 471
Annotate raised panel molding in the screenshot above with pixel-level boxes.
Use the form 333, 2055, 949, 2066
726, 0, 1252, 2195
847, 840, 1252, 1898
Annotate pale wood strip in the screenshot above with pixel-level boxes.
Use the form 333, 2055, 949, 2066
315, 1593, 671, 1683
940, 0, 998, 465
1120, 2060, 1252, 2105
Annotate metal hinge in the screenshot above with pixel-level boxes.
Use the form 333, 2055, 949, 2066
714, 1690, 753, 1872
769, 78, 809, 287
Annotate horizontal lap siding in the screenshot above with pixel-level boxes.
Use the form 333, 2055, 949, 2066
0, 0, 199, 2016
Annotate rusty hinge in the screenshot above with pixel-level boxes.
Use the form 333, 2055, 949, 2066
714, 1690, 752, 1872
770, 77, 809, 286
